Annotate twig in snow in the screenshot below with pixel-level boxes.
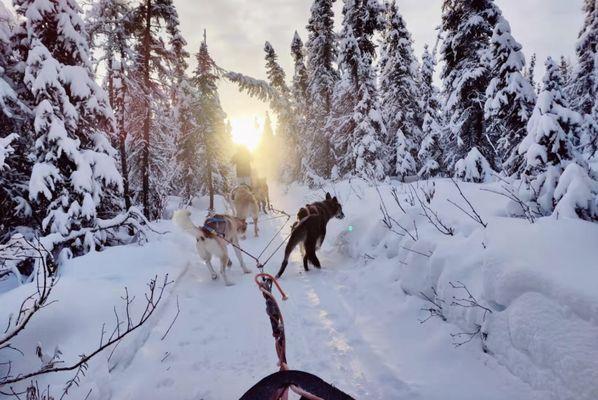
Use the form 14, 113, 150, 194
161, 296, 180, 341
448, 178, 487, 228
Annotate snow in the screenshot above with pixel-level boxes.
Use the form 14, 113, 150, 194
2, 180, 597, 399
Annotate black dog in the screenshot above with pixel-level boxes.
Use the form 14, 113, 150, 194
276, 193, 344, 278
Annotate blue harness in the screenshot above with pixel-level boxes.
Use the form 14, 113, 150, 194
202, 216, 227, 238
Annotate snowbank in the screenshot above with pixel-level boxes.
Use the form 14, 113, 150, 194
323, 178, 598, 400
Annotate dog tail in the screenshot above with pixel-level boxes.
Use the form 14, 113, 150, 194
275, 219, 308, 279
172, 209, 202, 238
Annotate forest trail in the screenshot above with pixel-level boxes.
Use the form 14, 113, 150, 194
102, 185, 541, 400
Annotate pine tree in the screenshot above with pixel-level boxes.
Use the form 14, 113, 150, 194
13, 0, 123, 255
327, 0, 386, 180
0, 4, 31, 237
378, 1, 421, 179
290, 32, 309, 182
524, 52, 537, 89
440, 0, 500, 181
263, 41, 294, 180
484, 16, 536, 176
418, 44, 444, 179
303, 0, 338, 181
570, 0, 597, 157
193, 35, 230, 210
86, 0, 135, 210
559, 56, 573, 89
518, 58, 587, 216
255, 112, 277, 179
127, 0, 186, 219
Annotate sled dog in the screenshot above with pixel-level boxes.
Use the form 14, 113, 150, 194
173, 210, 250, 286
231, 185, 259, 237
253, 177, 270, 213
276, 193, 344, 278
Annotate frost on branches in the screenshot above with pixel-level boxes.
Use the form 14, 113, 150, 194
14, 0, 123, 257
379, 1, 421, 180
440, 0, 500, 180
484, 16, 535, 176
328, 0, 386, 181
518, 58, 597, 220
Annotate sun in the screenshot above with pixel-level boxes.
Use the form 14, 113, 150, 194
229, 117, 263, 151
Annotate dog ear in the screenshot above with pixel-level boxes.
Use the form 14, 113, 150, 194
333, 196, 338, 203
326, 192, 332, 200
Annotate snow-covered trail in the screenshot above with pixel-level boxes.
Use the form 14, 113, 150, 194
102, 185, 542, 400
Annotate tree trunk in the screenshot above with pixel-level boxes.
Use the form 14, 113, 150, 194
141, 0, 152, 218
118, 45, 132, 210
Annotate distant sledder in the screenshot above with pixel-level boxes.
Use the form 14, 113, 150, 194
276, 193, 344, 278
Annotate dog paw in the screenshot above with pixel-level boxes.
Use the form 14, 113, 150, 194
225, 281, 235, 287
243, 269, 251, 274
227, 260, 232, 267
211, 274, 218, 280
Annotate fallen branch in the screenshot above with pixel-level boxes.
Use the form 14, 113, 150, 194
448, 178, 487, 228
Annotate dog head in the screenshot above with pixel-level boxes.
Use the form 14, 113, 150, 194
325, 192, 345, 220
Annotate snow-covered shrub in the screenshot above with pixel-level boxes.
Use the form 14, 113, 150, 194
553, 163, 598, 220
454, 147, 493, 183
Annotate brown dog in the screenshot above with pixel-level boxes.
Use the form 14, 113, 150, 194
231, 185, 259, 237
253, 177, 270, 213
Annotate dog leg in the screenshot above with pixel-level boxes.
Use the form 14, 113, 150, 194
253, 217, 259, 237
303, 253, 309, 272
232, 239, 250, 273
205, 258, 218, 280
220, 256, 233, 286
305, 236, 320, 269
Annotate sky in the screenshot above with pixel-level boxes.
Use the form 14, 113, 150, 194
175, 0, 586, 134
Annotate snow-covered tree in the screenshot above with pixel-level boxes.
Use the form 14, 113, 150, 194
86, 0, 135, 210
0, 4, 31, 238
193, 35, 231, 208
569, 0, 597, 157
255, 112, 277, 179
517, 57, 593, 218
524, 52, 537, 89
13, 0, 123, 255
263, 41, 295, 180
440, 0, 500, 181
291, 31, 309, 181
303, 0, 338, 181
126, 0, 186, 219
484, 16, 536, 176
559, 56, 573, 90
327, 0, 386, 180
418, 44, 444, 179
378, 0, 421, 179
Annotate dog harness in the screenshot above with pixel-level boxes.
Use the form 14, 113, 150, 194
202, 216, 227, 238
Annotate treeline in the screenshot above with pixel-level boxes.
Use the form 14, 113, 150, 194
0, 0, 597, 259
0, 0, 233, 256
262, 0, 597, 219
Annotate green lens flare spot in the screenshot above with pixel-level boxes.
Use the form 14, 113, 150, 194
348, 225, 353, 232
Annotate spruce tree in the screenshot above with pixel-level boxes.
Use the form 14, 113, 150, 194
484, 16, 536, 176
378, 1, 421, 179
524, 52, 537, 92
328, 0, 386, 180
127, 0, 186, 219
418, 44, 444, 179
193, 35, 230, 209
86, 0, 135, 210
0, 5, 31, 237
255, 112, 277, 179
264, 41, 294, 180
570, 0, 597, 157
440, 0, 500, 181
13, 0, 123, 255
291, 32, 309, 181
303, 0, 338, 181
518, 58, 587, 216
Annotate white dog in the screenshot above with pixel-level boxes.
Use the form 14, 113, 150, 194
173, 210, 251, 286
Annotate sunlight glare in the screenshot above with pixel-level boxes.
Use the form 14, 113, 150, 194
229, 117, 262, 151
